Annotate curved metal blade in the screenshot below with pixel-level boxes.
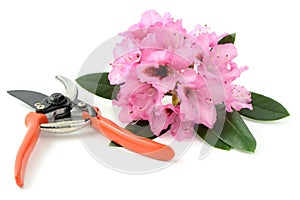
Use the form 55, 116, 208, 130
7, 90, 48, 109
40, 119, 90, 133
55, 75, 78, 101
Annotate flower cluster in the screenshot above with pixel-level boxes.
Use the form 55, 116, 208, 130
108, 10, 252, 140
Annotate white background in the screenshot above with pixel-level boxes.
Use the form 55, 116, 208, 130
0, 0, 299, 199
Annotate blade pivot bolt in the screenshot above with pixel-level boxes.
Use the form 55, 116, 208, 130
78, 101, 86, 108
34, 102, 45, 110
49, 93, 67, 105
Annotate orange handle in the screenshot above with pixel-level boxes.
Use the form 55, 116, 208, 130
15, 112, 48, 188
83, 109, 174, 161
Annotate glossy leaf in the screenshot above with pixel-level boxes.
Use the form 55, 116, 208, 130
76, 73, 120, 100
196, 104, 256, 153
109, 141, 122, 147
195, 104, 231, 150
221, 111, 256, 153
196, 124, 231, 150
124, 120, 158, 139
240, 92, 289, 121
218, 33, 236, 44
109, 120, 170, 147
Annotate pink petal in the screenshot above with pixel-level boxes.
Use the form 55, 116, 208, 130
109, 49, 141, 85
226, 84, 253, 112
170, 119, 195, 141
140, 10, 163, 27
141, 50, 192, 71
117, 105, 134, 123
136, 63, 197, 92
113, 70, 161, 122
177, 80, 217, 129
148, 105, 174, 136
188, 24, 220, 53
136, 63, 177, 91
210, 43, 237, 68
128, 85, 158, 120
197, 62, 226, 105
113, 37, 141, 59
221, 62, 248, 83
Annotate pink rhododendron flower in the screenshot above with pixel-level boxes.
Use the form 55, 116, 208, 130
129, 9, 186, 35
189, 24, 221, 53
210, 43, 237, 68
136, 63, 197, 92
109, 10, 253, 140
109, 50, 141, 85
113, 70, 162, 124
176, 75, 216, 129
140, 50, 192, 71
148, 104, 171, 135
225, 84, 253, 112
170, 118, 195, 141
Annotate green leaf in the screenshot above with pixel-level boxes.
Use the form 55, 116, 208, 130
108, 120, 169, 147
76, 73, 120, 100
196, 124, 231, 151
218, 33, 236, 44
195, 104, 231, 150
196, 105, 256, 153
109, 141, 122, 147
124, 120, 158, 139
221, 111, 256, 153
240, 92, 289, 121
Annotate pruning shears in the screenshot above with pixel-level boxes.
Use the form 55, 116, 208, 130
7, 75, 174, 188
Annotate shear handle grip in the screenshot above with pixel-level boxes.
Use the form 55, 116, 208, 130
83, 108, 174, 161
15, 112, 48, 188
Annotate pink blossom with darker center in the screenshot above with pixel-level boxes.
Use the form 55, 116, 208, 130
108, 10, 253, 140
